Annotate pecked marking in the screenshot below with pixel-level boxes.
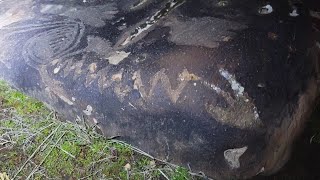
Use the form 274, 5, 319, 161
132, 68, 197, 103
39, 3, 118, 27
3, 18, 86, 68
203, 68, 261, 129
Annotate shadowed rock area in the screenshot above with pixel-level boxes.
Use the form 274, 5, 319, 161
0, 0, 319, 179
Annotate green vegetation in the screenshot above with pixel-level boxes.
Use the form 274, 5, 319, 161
0, 81, 205, 180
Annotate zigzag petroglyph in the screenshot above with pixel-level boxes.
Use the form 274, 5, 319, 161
132, 68, 199, 103
42, 52, 261, 130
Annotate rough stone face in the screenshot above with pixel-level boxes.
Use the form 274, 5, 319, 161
0, 0, 319, 179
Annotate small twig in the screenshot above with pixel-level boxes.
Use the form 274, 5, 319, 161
12, 124, 61, 179
58, 146, 76, 159
111, 140, 179, 168
158, 169, 170, 180
189, 171, 213, 180
110, 139, 215, 179
78, 169, 102, 180
33, 123, 55, 136
26, 131, 66, 180
90, 155, 114, 165
126, 170, 129, 180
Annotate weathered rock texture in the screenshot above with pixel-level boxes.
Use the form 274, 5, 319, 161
0, 0, 319, 179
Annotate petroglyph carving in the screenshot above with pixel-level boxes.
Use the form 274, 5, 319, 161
97, 67, 112, 93
0, 17, 85, 69
84, 63, 99, 87
179, 69, 201, 81
204, 68, 262, 129
61, 59, 84, 80
39, 66, 74, 106
0, 12, 126, 74
0, 18, 85, 68
132, 68, 197, 103
114, 84, 132, 103
39, 2, 118, 27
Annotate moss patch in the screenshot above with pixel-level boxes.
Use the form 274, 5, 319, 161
0, 81, 205, 179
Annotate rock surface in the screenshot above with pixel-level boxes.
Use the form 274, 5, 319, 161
0, 0, 319, 179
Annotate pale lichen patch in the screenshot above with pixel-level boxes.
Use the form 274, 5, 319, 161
88, 63, 97, 73
224, 146, 248, 169
219, 69, 244, 97
258, 4, 273, 15
217, 0, 229, 7
108, 51, 130, 65
112, 69, 124, 82
83, 105, 93, 116
58, 95, 73, 105
51, 59, 60, 66
53, 65, 61, 74
289, 9, 299, 17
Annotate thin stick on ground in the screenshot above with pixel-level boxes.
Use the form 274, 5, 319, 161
78, 169, 103, 180
25, 131, 66, 180
12, 124, 61, 179
158, 169, 170, 180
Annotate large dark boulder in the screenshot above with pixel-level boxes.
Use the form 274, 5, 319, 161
0, 0, 319, 179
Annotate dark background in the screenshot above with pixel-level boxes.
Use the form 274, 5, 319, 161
253, 103, 320, 180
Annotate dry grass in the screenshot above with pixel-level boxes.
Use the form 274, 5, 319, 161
0, 81, 210, 180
